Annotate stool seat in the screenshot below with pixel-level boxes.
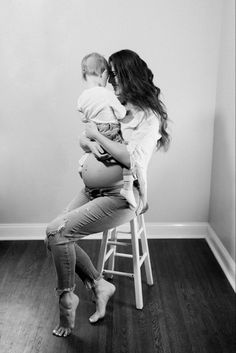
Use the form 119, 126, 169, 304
97, 214, 153, 309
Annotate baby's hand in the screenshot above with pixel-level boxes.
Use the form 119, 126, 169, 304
85, 122, 99, 139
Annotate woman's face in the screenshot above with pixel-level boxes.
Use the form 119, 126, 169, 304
108, 62, 121, 95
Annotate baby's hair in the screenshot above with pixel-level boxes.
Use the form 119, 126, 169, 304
81, 53, 108, 80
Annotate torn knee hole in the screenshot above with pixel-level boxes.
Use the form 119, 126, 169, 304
46, 219, 68, 238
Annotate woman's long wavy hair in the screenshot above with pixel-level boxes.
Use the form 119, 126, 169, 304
108, 49, 170, 150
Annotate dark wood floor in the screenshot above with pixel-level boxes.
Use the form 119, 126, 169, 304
0, 239, 235, 353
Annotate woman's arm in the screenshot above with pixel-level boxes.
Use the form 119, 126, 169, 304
79, 135, 92, 152
85, 123, 131, 168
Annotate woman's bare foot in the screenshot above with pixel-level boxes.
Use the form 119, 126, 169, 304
53, 292, 79, 337
89, 278, 116, 324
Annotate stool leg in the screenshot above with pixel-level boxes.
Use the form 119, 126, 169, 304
107, 228, 117, 279
139, 214, 154, 285
130, 218, 143, 309
97, 230, 109, 274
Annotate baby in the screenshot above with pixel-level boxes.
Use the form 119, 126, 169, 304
77, 52, 137, 209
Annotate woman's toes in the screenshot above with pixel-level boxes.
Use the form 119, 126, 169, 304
53, 326, 71, 337
57, 329, 63, 336
53, 325, 60, 335
53, 327, 61, 336
63, 328, 71, 337
89, 312, 100, 323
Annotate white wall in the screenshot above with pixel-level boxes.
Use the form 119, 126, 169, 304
209, 0, 235, 261
0, 0, 222, 223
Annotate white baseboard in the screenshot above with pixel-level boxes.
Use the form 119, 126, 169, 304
206, 225, 235, 292
0, 222, 235, 292
0, 222, 208, 241
0, 223, 48, 241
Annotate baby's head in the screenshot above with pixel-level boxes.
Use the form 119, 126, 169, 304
81, 53, 109, 87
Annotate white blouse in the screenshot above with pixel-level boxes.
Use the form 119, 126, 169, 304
121, 104, 161, 199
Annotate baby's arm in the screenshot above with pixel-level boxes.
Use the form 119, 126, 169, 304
108, 91, 126, 120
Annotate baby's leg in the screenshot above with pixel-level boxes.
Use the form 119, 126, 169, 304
120, 168, 137, 208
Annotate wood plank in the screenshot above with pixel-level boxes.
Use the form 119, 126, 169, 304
0, 239, 235, 353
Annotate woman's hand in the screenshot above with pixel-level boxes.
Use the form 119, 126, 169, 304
79, 135, 104, 158
82, 122, 131, 168
85, 122, 99, 140
89, 141, 106, 159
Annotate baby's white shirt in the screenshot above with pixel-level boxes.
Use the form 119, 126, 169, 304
77, 86, 126, 123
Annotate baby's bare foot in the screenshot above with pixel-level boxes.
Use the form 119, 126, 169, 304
53, 292, 79, 337
89, 278, 116, 324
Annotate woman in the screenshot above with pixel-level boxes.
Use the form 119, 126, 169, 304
46, 49, 170, 337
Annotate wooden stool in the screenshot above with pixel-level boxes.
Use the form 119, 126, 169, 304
97, 214, 153, 309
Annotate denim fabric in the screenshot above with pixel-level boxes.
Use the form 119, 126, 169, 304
45, 185, 140, 293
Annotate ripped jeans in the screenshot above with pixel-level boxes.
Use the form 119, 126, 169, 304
45, 185, 140, 295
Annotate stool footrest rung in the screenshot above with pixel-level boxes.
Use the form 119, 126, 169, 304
116, 228, 144, 238
115, 252, 133, 258
107, 240, 130, 246
104, 249, 148, 266
103, 269, 134, 278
